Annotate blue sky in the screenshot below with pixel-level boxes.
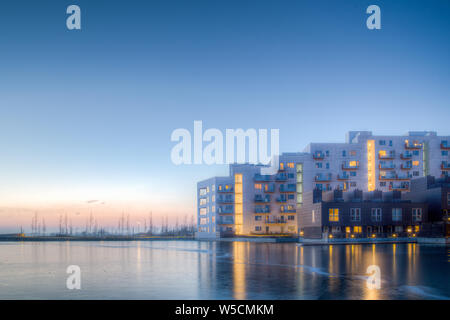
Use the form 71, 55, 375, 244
0, 0, 449, 231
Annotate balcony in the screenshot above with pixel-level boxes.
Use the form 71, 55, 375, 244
400, 152, 413, 160
254, 194, 270, 203
275, 173, 288, 181
265, 218, 287, 224
441, 143, 450, 150
405, 141, 422, 150
255, 205, 270, 214
218, 185, 234, 193
337, 173, 350, 180
280, 205, 296, 213
217, 218, 234, 225
217, 196, 234, 203
217, 206, 233, 214
379, 163, 395, 170
397, 173, 412, 180
264, 183, 276, 193
400, 163, 412, 170
379, 174, 397, 181
313, 151, 325, 160
441, 163, 450, 171
379, 151, 395, 160
389, 182, 409, 191
342, 161, 359, 170
254, 174, 272, 182
279, 184, 296, 192
315, 174, 332, 182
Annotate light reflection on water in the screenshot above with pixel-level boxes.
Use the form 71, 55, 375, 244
0, 241, 448, 300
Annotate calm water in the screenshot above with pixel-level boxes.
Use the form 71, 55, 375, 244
0, 241, 448, 300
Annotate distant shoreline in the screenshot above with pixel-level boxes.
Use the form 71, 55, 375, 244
0, 236, 196, 242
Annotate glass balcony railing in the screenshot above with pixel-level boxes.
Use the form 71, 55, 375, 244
342, 161, 359, 170
313, 151, 325, 160
254, 194, 271, 202
379, 163, 395, 170
265, 218, 288, 224
275, 173, 288, 181
217, 196, 234, 203
217, 185, 234, 192
217, 218, 234, 225
405, 141, 422, 149
400, 152, 413, 159
280, 205, 296, 213
315, 174, 332, 182
389, 182, 409, 191
217, 206, 233, 214
264, 183, 276, 193
255, 205, 270, 214
441, 163, 450, 170
279, 184, 296, 192
379, 151, 395, 160
337, 173, 350, 180
379, 174, 397, 180
397, 173, 412, 180
254, 174, 272, 182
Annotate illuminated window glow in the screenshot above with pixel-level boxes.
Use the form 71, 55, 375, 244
367, 140, 376, 191
329, 208, 339, 222
234, 174, 243, 235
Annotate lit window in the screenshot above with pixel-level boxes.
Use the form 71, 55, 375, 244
329, 208, 339, 222
280, 162, 285, 170
287, 162, 294, 168
254, 183, 262, 190
353, 226, 362, 233
345, 226, 351, 233
413, 161, 419, 166
379, 150, 387, 157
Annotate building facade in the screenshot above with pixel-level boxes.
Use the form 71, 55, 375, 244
197, 131, 450, 239
404, 175, 450, 237
304, 131, 450, 194
197, 153, 311, 239
298, 188, 428, 239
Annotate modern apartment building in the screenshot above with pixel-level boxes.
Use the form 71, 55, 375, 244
304, 131, 450, 193
197, 153, 311, 239
196, 131, 450, 239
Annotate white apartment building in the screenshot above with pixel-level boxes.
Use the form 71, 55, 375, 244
305, 131, 450, 193
197, 131, 450, 239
